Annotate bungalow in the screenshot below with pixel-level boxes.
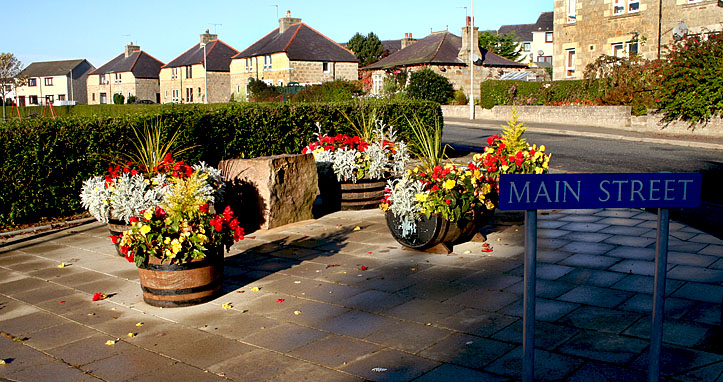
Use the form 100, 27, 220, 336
160, 31, 238, 104
230, 11, 358, 99
15, 59, 94, 106
87, 43, 164, 104
362, 18, 531, 97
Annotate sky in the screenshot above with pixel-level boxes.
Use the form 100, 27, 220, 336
4, 0, 552, 69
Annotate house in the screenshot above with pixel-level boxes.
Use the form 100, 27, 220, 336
554, 0, 723, 80
86, 43, 164, 104
160, 31, 238, 104
498, 12, 554, 67
230, 11, 358, 99
361, 18, 530, 97
15, 59, 94, 106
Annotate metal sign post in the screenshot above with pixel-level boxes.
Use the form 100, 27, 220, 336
498, 173, 701, 382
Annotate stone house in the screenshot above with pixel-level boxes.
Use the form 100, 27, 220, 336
86, 43, 164, 104
361, 18, 530, 97
160, 31, 239, 104
498, 12, 554, 67
15, 59, 94, 106
554, 0, 723, 80
230, 11, 358, 99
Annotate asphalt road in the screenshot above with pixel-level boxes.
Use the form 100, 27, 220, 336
442, 120, 723, 238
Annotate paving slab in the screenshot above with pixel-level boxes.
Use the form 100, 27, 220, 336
484, 347, 584, 382
419, 333, 515, 369
341, 348, 441, 382
556, 331, 649, 364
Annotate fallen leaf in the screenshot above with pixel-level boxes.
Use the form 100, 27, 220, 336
353, 226, 361, 231
87, 313, 95, 316
276, 299, 285, 303
105, 340, 117, 346
371, 367, 388, 372
293, 310, 302, 315
135, 322, 143, 327
251, 287, 261, 292
360, 266, 368, 271
57, 263, 66, 268
222, 302, 233, 310
411, 267, 418, 271
59, 301, 65, 303
465, 341, 474, 345
127, 333, 136, 338
496, 238, 502, 242
92, 292, 107, 301
241, 309, 249, 313
482, 243, 490, 248
294, 280, 302, 284
463, 250, 471, 254
0, 359, 5, 365
247, 236, 256, 239
326, 264, 340, 269
368, 251, 372, 254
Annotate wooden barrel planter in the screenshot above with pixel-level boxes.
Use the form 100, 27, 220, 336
386, 208, 495, 253
136, 249, 223, 308
107, 219, 131, 257
340, 178, 387, 210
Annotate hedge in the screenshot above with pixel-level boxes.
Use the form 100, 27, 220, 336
0, 100, 441, 227
478, 80, 606, 109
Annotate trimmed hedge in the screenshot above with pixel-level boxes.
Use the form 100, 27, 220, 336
478, 80, 605, 109
0, 100, 441, 227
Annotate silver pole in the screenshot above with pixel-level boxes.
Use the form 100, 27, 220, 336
203, 43, 208, 104
523, 209, 537, 382
469, 0, 475, 120
649, 208, 670, 382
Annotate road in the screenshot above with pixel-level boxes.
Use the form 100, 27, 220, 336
442, 119, 723, 238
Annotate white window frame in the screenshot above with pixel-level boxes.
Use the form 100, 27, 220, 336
628, 0, 639, 13
263, 55, 272, 71
612, 42, 625, 57
172, 89, 180, 103
114, 73, 121, 84
545, 32, 553, 43
185, 66, 192, 79
614, 0, 639, 15
28, 78, 37, 87
627, 41, 639, 56
44, 77, 53, 86
185, 87, 193, 103
567, 0, 577, 23
522, 42, 531, 52
566, 48, 576, 77
323, 62, 330, 73
171, 68, 178, 80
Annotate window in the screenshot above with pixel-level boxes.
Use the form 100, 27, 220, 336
114, 73, 121, 84
99, 75, 108, 85
612, 42, 625, 57
687, 0, 702, 3
522, 42, 531, 52
29, 95, 38, 104
44, 77, 53, 86
92, 93, 95, 102
58, 95, 65, 101
185, 65, 192, 79
323, 62, 330, 73
186, 87, 193, 102
171, 68, 178, 79
245, 58, 253, 72
545, 32, 553, 42
567, 0, 577, 23
628, 41, 639, 56
172, 89, 179, 103
614, 0, 639, 15
45, 95, 53, 104
99, 93, 107, 104
566, 48, 576, 77
537, 56, 552, 63
28, 78, 37, 87
628, 0, 639, 12
263, 55, 272, 71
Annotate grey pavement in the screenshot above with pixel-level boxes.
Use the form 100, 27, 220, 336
1, 208, 723, 381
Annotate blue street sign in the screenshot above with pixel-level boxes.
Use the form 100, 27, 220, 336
499, 173, 702, 211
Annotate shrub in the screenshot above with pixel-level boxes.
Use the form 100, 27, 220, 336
406, 69, 454, 104
654, 32, 723, 127
584, 54, 656, 114
291, 80, 364, 103
247, 78, 281, 101
126, 95, 138, 104
0, 100, 442, 228
453, 89, 468, 105
478, 80, 603, 108
113, 94, 125, 105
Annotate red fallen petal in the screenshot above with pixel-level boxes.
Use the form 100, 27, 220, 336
367, 252, 372, 254
360, 266, 368, 271
482, 243, 490, 247
481, 248, 493, 252
276, 299, 285, 303
92, 292, 102, 301
59, 301, 66, 303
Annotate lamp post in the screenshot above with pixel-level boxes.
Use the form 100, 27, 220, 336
200, 43, 208, 104
469, 0, 475, 120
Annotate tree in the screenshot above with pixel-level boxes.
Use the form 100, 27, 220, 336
654, 32, 723, 128
0, 52, 23, 121
346, 32, 384, 67
478, 31, 522, 62
406, 69, 454, 104
584, 54, 656, 114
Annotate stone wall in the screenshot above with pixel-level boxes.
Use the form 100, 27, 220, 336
160, 64, 230, 104
134, 78, 159, 103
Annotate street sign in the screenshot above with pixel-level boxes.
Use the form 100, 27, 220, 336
499, 173, 702, 210
497, 173, 702, 382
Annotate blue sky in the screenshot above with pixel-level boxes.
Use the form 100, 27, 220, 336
6, 0, 551, 69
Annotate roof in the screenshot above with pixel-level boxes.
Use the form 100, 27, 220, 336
361, 31, 527, 70
163, 40, 239, 72
381, 40, 402, 56
18, 59, 89, 77
90, 51, 164, 79
498, 11, 553, 42
233, 23, 357, 63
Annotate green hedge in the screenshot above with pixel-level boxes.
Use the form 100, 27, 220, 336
478, 80, 606, 109
0, 100, 441, 227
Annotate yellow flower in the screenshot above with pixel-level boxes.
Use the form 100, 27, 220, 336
413, 167, 419, 173
164, 237, 171, 245
197, 234, 208, 242
465, 171, 472, 177
380, 203, 389, 211
443, 179, 456, 190
535, 167, 544, 174
143, 210, 153, 220
171, 239, 182, 254
540, 145, 546, 152
140, 224, 151, 235
415, 193, 428, 202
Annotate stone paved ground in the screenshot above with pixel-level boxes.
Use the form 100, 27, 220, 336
1, 208, 722, 381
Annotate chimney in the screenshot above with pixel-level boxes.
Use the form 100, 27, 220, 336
279, 10, 302, 34
401, 33, 417, 50
200, 29, 218, 45
459, 18, 482, 64
125, 42, 140, 58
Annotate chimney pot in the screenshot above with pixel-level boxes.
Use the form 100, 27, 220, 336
286, 10, 291, 17
279, 11, 301, 34
466, 16, 471, 26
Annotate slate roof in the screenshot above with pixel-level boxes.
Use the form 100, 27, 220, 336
90, 51, 164, 79
234, 23, 357, 63
381, 40, 402, 56
163, 39, 239, 72
19, 59, 89, 77
361, 31, 527, 70
498, 11, 553, 42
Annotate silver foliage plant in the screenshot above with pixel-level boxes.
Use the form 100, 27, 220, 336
80, 176, 112, 223
109, 173, 165, 223
385, 174, 425, 238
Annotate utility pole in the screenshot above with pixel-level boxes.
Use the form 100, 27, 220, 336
469, 0, 475, 120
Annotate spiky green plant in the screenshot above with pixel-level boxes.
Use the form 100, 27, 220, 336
120, 120, 193, 175
406, 115, 448, 172
500, 107, 528, 154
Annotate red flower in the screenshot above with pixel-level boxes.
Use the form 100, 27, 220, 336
125, 251, 134, 263
129, 216, 138, 223
92, 292, 104, 301
199, 203, 209, 213
109, 235, 118, 244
